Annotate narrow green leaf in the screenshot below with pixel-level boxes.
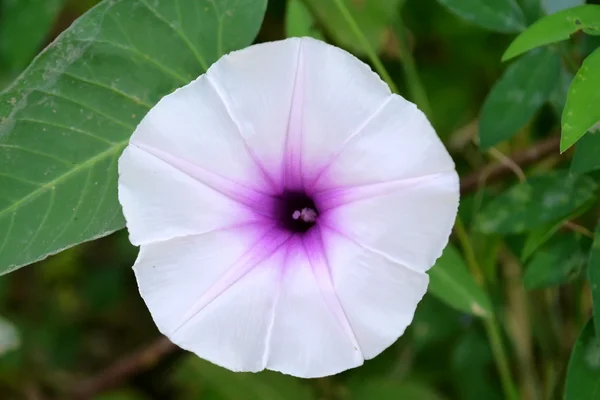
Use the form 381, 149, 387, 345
285, 0, 323, 39
437, 0, 526, 33
479, 48, 561, 149
542, 0, 586, 15
173, 356, 313, 400
571, 131, 600, 174
503, 5, 600, 61
0, 0, 67, 71
475, 171, 597, 234
302, 0, 401, 56
561, 47, 600, 152
588, 223, 600, 338
523, 233, 585, 290
428, 244, 492, 317
0, 0, 267, 275
564, 319, 600, 400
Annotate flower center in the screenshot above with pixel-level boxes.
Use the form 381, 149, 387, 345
276, 191, 319, 233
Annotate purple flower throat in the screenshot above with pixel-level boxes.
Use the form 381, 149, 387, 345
276, 190, 319, 233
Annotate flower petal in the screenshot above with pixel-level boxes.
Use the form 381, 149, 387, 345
319, 171, 459, 272
265, 235, 363, 378
118, 146, 263, 245
321, 228, 429, 359
310, 95, 456, 191
134, 225, 290, 372
130, 73, 273, 193
291, 38, 392, 186
206, 38, 303, 191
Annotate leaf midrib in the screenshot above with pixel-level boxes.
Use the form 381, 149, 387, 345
0, 139, 128, 217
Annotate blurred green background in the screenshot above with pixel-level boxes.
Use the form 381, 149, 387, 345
1, 0, 600, 399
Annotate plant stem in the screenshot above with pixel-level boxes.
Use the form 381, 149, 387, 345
331, 0, 398, 93
454, 218, 520, 400
391, 17, 432, 117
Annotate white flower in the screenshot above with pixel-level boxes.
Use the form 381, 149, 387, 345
118, 37, 459, 378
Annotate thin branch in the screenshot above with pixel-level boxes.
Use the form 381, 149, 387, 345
71, 336, 178, 399
460, 136, 561, 195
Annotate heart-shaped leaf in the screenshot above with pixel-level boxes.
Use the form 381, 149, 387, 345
0, 0, 267, 274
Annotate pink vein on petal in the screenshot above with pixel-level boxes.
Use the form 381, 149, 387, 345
283, 39, 305, 191
205, 73, 281, 194
314, 171, 455, 212
170, 225, 293, 336
302, 227, 363, 357
131, 142, 278, 219
305, 95, 395, 193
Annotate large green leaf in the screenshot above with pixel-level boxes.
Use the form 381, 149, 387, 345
561, 47, 600, 152
428, 244, 492, 317
0, 0, 267, 275
437, 0, 526, 33
475, 171, 597, 234
523, 233, 585, 290
503, 5, 600, 61
479, 48, 560, 149
564, 319, 600, 400
172, 356, 314, 400
0, 0, 67, 72
588, 223, 600, 338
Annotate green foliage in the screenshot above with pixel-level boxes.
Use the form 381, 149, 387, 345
349, 380, 446, 400
475, 171, 597, 234
0, 0, 267, 275
503, 5, 600, 61
479, 48, 560, 149
588, 223, 600, 338
428, 244, 492, 317
437, 0, 526, 33
302, 0, 401, 56
564, 319, 600, 400
173, 356, 314, 400
1, 0, 600, 398
542, 0, 586, 15
0, 0, 67, 72
285, 0, 323, 39
561, 47, 600, 152
521, 201, 590, 260
571, 132, 600, 174
523, 233, 586, 290
0, 316, 19, 356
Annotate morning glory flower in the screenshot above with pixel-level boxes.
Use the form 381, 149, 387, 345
118, 37, 459, 378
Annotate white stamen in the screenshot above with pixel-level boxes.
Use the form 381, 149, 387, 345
292, 207, 317, 223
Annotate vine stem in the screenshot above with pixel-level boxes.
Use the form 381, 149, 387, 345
331, 0, 398, 93
392, 17, 432, 117
454, 218, 520, 400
